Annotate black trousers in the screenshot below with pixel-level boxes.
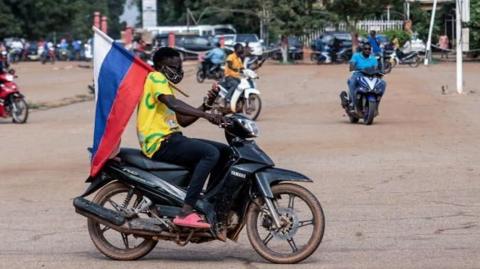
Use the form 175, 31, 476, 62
152, 133, 230, 207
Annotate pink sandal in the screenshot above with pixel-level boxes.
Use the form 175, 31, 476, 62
173, 212, 211, 229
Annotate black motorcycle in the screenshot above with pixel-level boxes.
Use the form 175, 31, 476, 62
196, 58, 224, 83
73, 114, 325, 263
340, 69, 386, 125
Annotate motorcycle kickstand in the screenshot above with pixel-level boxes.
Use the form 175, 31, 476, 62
175, 230, 194, 246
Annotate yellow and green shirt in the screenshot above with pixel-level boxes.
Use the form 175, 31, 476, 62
137, 71, 181, 157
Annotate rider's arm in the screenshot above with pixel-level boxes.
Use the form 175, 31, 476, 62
349, 63, 356, 72
157, 94, 210, 127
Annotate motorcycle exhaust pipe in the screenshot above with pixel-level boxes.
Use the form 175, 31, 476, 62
73, 197, 125, 226
73, 197, 164, 236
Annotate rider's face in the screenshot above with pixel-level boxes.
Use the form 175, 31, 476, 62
362, 46, 371, 57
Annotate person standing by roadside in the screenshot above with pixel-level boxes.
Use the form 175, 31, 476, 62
438, 34, 449, 59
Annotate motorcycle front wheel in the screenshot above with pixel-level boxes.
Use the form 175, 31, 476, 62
241, 94, 262, 121
10, 96, 28, 123
87, 182, 157, 260
364, 100, 377, 125
246, 183, 325, 264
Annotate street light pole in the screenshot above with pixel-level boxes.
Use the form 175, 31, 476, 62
456, 0, 463, 94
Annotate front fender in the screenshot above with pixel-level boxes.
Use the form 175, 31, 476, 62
254, 168, 311, 198
244, 88, 260, 97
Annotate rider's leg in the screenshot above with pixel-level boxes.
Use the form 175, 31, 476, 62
152, 134, 220, 216
224, 77, 240, 104
195, 139, 231, 191
348, 72, 360, 107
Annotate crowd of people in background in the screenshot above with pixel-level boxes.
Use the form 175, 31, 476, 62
0, 37, 93, 67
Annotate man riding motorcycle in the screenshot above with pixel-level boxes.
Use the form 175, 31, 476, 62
223, 43, 244, 106
347, 43, 380, 109
202, 42, 225, 77
137, 47, 231, 234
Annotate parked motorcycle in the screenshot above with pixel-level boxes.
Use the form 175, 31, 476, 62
41, 47, 56, 64
340, 69, 385, 125
210, 69, 262, 121
73, 114, 325, 263
312, 46, 352, 64
196, 56, 224, 83
389, 49, 420, 68
0, 69, 29, 123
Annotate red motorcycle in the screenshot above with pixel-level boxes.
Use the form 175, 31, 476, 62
0, 69, 28, 123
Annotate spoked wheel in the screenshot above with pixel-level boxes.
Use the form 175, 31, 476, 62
196, 70, 205, 83
241, 94, 262, 121
87, 182, 157, 260
10, 96, 28, 123
246, 184, 325, 264
409, 56, 420, 68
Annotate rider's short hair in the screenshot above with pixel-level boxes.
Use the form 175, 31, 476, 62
233, 43, 243, 52
152, 47, 180, 69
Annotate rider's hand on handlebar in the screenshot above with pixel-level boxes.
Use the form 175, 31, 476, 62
204, 113, 226, 126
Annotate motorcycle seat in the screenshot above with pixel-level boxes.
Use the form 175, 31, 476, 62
118, 148, 187, 171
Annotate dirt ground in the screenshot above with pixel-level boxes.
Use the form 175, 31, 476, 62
1, 60, 480, 269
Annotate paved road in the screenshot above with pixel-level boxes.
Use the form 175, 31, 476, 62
1, 61, 480, 269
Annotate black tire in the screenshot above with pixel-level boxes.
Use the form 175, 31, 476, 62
364, 100, 377, 125
196, 70, 205, 83
409, 55, 420, 68
241, 93, 262, 121
10, 97, 28, 123
383, 61, 392, 74
246, 183, 325, 264
87, 182, 157, 260
349, 114, 359, 123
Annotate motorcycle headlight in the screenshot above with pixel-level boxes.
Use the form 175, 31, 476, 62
5, 74, 13, 82
239, 118, 259, 137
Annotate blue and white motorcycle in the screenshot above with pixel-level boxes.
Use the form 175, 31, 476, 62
340, 69, 386, 125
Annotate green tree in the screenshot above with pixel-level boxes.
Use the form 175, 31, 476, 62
468, 0, 480, 51
0, 0, 126, 40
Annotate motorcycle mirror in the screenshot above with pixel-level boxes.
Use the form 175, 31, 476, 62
8, 69, 15, 75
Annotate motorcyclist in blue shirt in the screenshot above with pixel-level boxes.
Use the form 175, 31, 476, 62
347, 43, 378, 108
203, 42, 225, 75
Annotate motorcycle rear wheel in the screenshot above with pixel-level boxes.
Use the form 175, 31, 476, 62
10, 97, 28, 124
246, 183, 325, 264
196, 70, 205, 83
409, 56, 420, 68
87, 182, 157, 260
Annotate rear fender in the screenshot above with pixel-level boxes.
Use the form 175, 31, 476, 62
254, 168, 311, 198
81, 172, 116, 197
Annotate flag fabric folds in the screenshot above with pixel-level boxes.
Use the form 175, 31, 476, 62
90, 27, 153, 177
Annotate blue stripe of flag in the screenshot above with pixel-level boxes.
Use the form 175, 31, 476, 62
92, 43, 134, 158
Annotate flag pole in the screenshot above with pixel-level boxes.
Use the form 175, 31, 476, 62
92, 26, 114, 43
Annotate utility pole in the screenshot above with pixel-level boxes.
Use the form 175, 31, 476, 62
456, 0, 463, 94
424, 0, 437, 65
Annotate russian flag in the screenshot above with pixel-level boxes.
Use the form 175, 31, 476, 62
90, 27, 154, 177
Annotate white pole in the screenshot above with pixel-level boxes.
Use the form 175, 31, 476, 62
424, 0, 438, 65
456, 0, 464, 94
